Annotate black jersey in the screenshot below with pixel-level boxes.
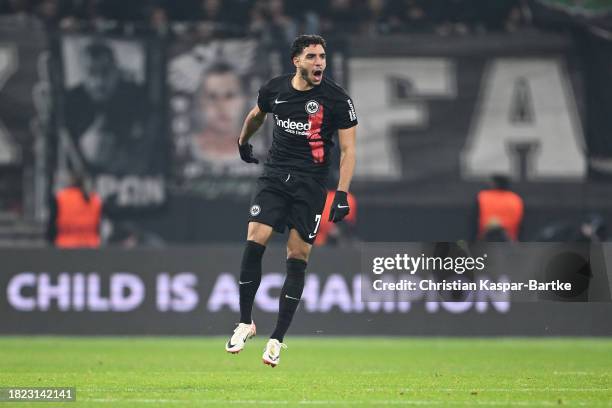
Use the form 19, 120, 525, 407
257, 74, 358, 180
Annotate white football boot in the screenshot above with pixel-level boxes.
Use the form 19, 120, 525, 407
262, 338, 287, 367
225, 322, 256, 354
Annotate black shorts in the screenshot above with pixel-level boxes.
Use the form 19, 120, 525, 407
248, 171, 327, 244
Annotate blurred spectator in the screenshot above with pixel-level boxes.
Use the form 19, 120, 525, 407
95, 0, 147, 22
386, 0, 432, 33
284, 0, 323, 34
473, 174, 524, 241
57, 0, 100, 28
148, 3, 168, 31
320, 0, 366, 35
0, 0, 534, 33
0, 0, 31, 14
481, 220, 512, 242
574, 214, 607, 242
361, 0, 392, 35
34, 0, 60, 25
161, 0, 239, 24
47, 172, 102, 248
198, 0, 223, 22
536, 214, 608, 242
108, 221, 164, 247
504, 0, 532, 32
250, 0, 296, 44
268, 0, 296, 41
472, 0, 520, 32
425, 0, 524, 34
426, 0, 472, 34
164, 0, 199, 21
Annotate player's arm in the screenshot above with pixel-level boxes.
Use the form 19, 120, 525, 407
239, 105, 266, 145
237, 105, 267, 164
329, 125, 357, 223
337, 126, 356, 193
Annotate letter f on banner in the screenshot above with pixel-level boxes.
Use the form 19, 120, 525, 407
349, 57, 456, 179
461, 59, 586, 180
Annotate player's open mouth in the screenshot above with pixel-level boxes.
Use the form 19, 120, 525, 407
313, 70, 323, 81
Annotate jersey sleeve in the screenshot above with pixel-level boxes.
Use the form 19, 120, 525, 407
332, 96, 358, 129
257, 80, 274, 113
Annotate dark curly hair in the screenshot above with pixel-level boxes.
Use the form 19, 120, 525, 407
290, 34, 327, 59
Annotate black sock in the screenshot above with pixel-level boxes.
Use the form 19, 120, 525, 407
239, 240, 266, 324
270, 258, 307, 342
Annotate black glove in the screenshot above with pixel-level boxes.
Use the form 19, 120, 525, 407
328, 190, 350, 223
238, 140, 259, 164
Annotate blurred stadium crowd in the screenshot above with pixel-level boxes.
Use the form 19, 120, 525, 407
1, 0, 610, 35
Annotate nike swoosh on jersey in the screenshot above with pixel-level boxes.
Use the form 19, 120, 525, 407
308, 233, 317, 239
337, 204, 349, 209
274, 98, 288, 104
239, 280, 254, 285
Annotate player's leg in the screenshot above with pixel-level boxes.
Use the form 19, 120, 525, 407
226, 222, 274, 354
227, 175, 289, 354
272, 229, 311, 341
275, 229, 311, 335
239, 222, 274, 324
263, 229, 310, 366
263, 176, 325, 366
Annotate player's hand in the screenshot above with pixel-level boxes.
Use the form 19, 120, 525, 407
328, 191, 349, 223
238, 140, 259, 164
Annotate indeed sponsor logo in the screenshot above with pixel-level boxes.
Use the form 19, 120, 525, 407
275, 115, 311, 131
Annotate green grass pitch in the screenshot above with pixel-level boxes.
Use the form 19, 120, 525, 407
1, 337, 611, 407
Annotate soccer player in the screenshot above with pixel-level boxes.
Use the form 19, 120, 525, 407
225, 34, 358, 367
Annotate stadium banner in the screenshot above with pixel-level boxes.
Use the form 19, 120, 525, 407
347, 33, 588, 183
1, 245, 611, 336
49, 31, 167, 212
0, 17, 49, 216
579, 27, 612, 181
167, 35, 270, 198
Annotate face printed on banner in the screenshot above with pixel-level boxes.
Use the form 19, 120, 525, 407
200, 70, 245, 135
192, 63, 247, 158
82, 42, 120, 103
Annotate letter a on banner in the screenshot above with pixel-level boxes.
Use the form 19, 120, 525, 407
462, 59, 586, 180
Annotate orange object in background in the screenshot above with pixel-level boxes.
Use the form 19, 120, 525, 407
314, 190, 357, 246
55, 187, 102, 248
477, 189, 524, 241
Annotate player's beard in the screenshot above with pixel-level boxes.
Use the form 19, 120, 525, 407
299, 67, 315, 88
